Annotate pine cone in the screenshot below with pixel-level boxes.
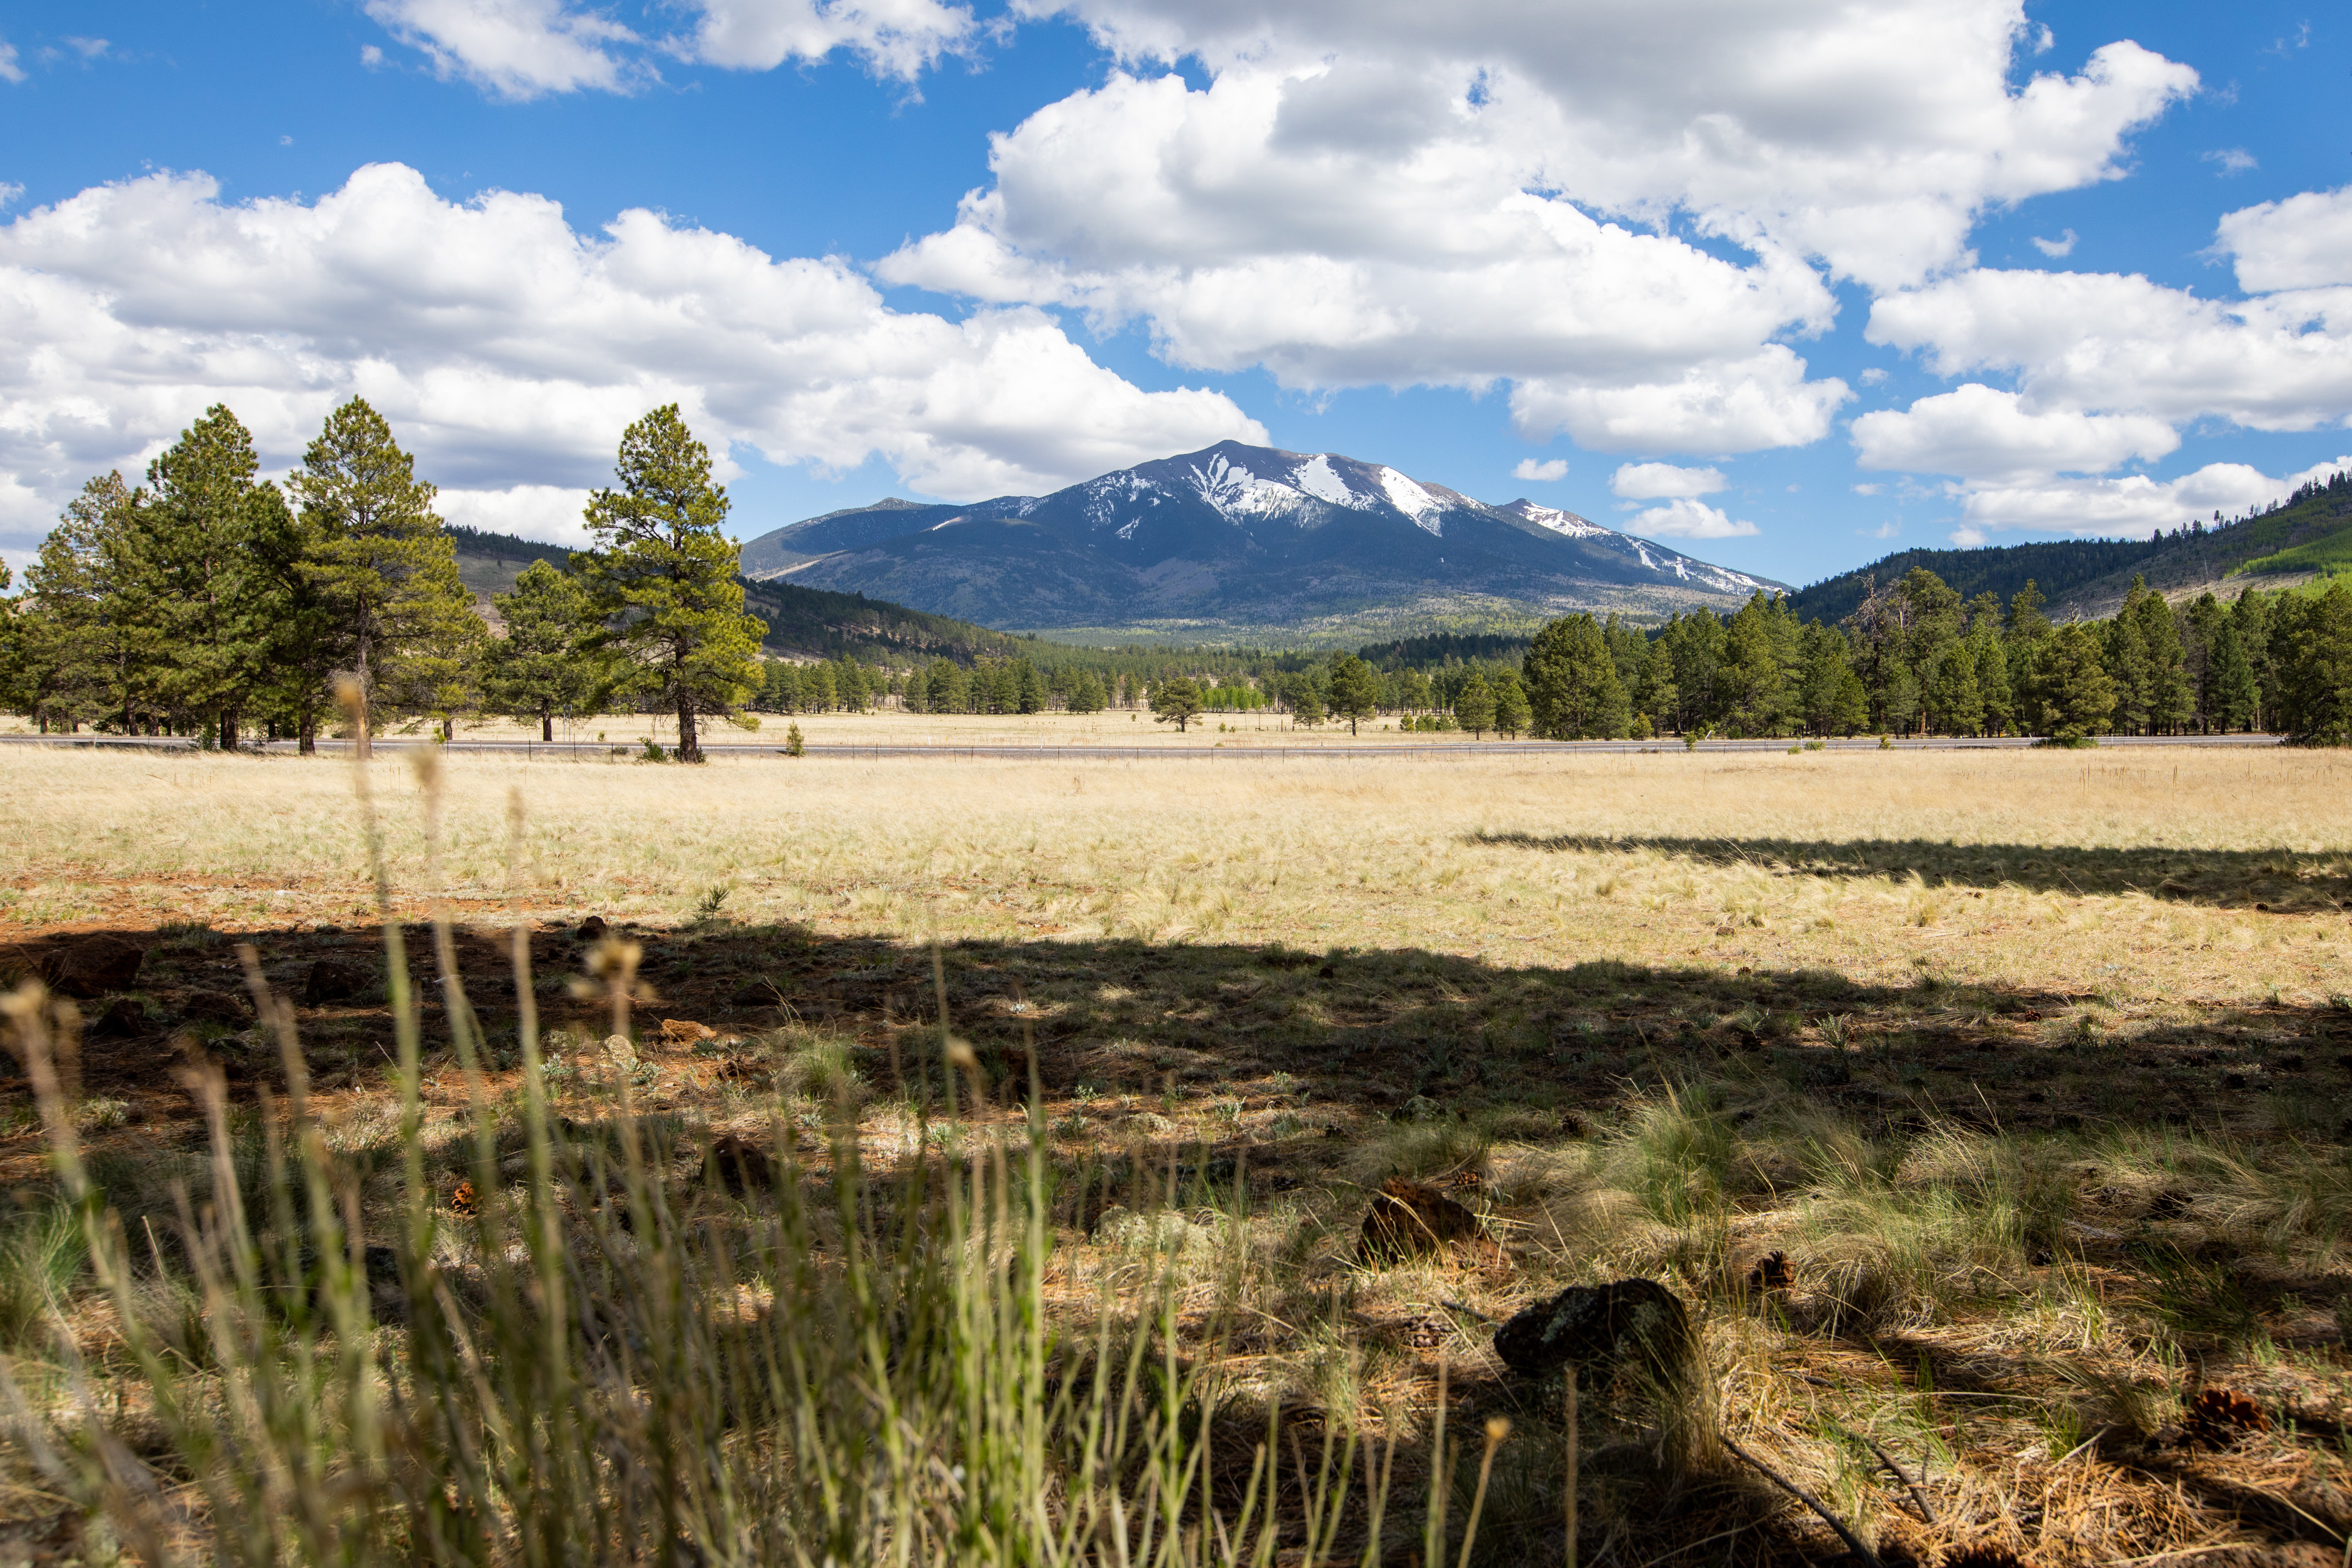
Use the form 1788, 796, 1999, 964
2185, 1386, 2268, 1445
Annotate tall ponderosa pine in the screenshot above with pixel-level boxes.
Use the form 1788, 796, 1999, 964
138, 407, 296, 751
578, 406, 768, 763
482, 561, 607, 741
1326, 652, 1378, 735
289, 398, 480, 756
1525, 613, 1629, 740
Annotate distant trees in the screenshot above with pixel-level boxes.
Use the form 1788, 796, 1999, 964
576, 407, 768, 763
2271, 579, 2352, 744
1524, 613, 1629, 739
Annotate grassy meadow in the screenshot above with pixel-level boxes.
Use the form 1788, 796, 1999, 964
3, 743, 2352, 1565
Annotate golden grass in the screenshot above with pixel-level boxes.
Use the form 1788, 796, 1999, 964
5, 743, 2352, 1564
3, 746, 2347, 1011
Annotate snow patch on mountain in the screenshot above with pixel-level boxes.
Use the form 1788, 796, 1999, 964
1189, 453, 1299, 524
1508, 501, 1612, 540
1376, 467, 1445, 536
1291, 454, 1361, 508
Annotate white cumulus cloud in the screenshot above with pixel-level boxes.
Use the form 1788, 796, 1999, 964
1611, 461, 1726, 499
882, 0, 2187, 463
1511, 458, 1567, 481
1624, 497, 1755, 540
2215, 185, 2352, 292
364, 0, 644, 98
0, 164, 1265, 555
1850, 384, 2178, 483
364, 0, 974, 98
1867, 267, 2352, 434
1954, 456, 2352, 536
0, 39, 24, 83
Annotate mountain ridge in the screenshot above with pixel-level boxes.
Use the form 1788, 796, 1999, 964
736, 441, 1783, 639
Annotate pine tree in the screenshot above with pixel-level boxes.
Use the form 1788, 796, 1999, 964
1491, 670, 1531, 738
577, 407, 768, 763
763, 661, 804, 713
136, 406, 293, 751
2271, 579, 2352, 744
289, 398, 481, 756
1524, 613, 1630, 739
1454, 671, 1496, 738
481, 561, 606, 741
2229, 589, 2274, 732
1065, 670, 1106, 713
18, 473, 148, 734
1970, 624, 2013, 736
1285, 672, 1325, 727
1151, 676, 1205, 732
2210, 624, 2259, 732
1326, 652, 1379, 735
1924, 641, 1983, 736
2039, 623, 2116, 742
837, 661, 871, 713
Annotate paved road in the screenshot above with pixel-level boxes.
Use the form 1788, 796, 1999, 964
0, 731, 2293, 759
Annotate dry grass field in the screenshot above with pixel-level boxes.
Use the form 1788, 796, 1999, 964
4, 743, 2352, 1566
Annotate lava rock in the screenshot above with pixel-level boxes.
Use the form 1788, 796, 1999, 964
42, 936, 144, 999
1492, 1279, 1694, 1381
301, 958, 369, 1004
703, 1133, 776, 1196
88, 996, 148, 1038
1358, 1177, 1483, 1264
180, 990, 252, 1026
730, 978, 786, 1008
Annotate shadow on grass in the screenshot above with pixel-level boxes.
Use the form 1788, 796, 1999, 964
1470, 830, 2352, 907
10, 918, 2352, 1562
7, 915, 2349, 1147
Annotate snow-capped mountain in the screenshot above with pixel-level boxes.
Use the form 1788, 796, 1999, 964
737, 442, 1782, 634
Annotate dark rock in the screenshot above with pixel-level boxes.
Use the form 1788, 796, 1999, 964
180, 990, 252, 1026
89, 996, 148, 1038
43, 935, 143, 999
301, 958, 368, 1005
1492, 1279, 1694, 1381
703, 1133, 775, 1196
1358, 1177, 1483, 1264
577, 915, 610, 942
730, 978, 786, 1008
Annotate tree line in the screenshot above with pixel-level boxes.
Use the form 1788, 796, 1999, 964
0, 401, 768, 762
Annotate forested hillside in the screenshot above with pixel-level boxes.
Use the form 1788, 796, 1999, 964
1785, 537, 2166, 626
1787, 472, 2352, 625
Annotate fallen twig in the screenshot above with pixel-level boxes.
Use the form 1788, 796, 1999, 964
1720, 1433, 1884, 1568
1864, 1435, 1936, 1524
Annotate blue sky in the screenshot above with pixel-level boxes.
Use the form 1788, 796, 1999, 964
1, 0, 2348, 589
